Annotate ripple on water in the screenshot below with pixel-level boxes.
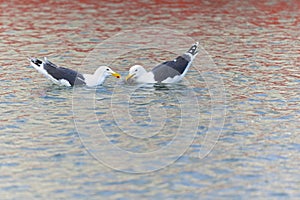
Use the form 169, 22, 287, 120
0, 0, 300, 199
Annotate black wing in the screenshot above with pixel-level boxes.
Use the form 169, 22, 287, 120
43, 60, 85, 86
151, 55, 190, 82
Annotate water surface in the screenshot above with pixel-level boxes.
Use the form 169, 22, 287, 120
0, 0, 299, 199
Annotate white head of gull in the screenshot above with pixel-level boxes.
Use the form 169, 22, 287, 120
126, 65, 153, 83
83, 66, 121, 87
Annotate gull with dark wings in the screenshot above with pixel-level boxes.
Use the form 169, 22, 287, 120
28, 57, 120, 87
126, 42, 199, 84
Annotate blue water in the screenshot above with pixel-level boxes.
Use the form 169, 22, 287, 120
0, 0, 299, 199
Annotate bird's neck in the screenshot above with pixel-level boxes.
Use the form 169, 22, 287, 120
83, 72, 105, 86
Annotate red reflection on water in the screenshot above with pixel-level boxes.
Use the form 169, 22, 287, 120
1, 0, 298, 39
248, 0, 300, 26
0, 0, 298, 65
250, 0, 290, 14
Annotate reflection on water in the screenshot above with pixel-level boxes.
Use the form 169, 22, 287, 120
0, 0, 299, 199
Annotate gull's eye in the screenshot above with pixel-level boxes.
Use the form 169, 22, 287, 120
135, 69, 138, 72
106, 68, 110, 71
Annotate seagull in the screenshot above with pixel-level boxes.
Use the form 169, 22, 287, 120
28, 57, 120, 87
125, 42, 199, 84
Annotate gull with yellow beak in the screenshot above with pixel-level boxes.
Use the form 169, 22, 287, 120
126, 42, 199, 84
29, 57, 120, 87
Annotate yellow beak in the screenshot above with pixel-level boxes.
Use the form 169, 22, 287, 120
126, 74, 134, 81
111, 72, 121, 78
